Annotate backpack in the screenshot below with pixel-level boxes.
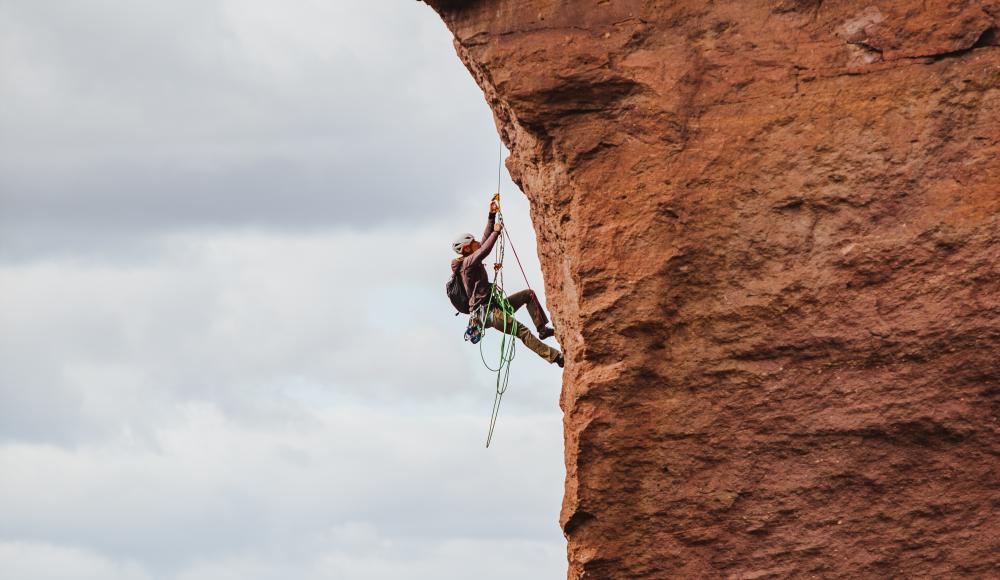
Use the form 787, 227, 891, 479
446, 268, 471, 314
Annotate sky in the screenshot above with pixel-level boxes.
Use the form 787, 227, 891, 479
0, 1, 568, 578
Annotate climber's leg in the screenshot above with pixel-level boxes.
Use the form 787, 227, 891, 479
488, 307, 562, 364
506, 289, 552, 334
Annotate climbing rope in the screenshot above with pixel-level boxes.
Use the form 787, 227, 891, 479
494, 141, 535, 294
481, 282, 516, 447
477, 143, 554, 447
502, 227, 533, 293
479, 144, 521, 448
480, 205, 518, 446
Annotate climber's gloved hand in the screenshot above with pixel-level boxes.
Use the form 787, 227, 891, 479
494, 221, 504, 233
490, 200, 500, 214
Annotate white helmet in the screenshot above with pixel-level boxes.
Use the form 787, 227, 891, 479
452, 233, 475, 254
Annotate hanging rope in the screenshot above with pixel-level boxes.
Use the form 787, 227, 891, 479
479, 143, 519, 448
495, 142, 533, 293
481, 281, 516, 447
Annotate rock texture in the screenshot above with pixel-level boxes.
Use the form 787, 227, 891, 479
422, 1, 1000, 577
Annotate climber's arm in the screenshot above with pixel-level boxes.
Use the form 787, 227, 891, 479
480, 211, 497, 243
468, 229, 499, 266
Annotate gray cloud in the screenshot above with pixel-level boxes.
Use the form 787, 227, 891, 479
0, 0, 501, 258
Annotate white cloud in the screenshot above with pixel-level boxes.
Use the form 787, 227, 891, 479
0, 198, 566, 576
0, 403, 565, 578
170, 537, 565, 580
0, 542, 152, 580
0, 222, 552, 435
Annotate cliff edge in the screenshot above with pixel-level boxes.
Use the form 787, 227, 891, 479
422, 1, 1000, 577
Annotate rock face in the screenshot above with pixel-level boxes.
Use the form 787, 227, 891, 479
422, 1, 1000, 577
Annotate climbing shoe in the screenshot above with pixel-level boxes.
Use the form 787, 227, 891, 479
538, 325, 555, 340
555, 354, 564, 368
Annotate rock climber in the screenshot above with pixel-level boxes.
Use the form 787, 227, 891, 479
449, 199, 564, 368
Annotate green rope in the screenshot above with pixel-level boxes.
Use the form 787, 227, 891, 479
477, 285, 517, 369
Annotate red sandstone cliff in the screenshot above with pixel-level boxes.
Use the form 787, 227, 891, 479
422, 1, 1000, 577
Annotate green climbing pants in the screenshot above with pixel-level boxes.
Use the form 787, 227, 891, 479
486, 289, 562, 364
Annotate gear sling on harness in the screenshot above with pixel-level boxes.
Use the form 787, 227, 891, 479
464, 285, 518, 345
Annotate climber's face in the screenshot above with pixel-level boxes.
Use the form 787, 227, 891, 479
464, 240, 481, 255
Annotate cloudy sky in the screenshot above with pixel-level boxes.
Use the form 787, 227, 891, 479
0, 1, 567, 578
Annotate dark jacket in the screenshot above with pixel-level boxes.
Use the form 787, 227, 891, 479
452, 212, 499, 312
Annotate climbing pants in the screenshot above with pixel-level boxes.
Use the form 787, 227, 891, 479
487, 289, 562, 364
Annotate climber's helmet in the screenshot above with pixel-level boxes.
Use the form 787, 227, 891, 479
452, 233, 476, 255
